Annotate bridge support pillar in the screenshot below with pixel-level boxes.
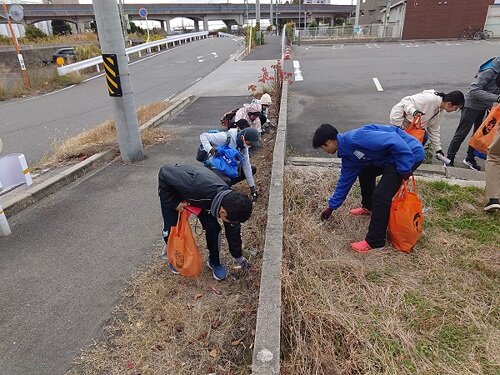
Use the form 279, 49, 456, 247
194, 20, 200, 32
161, 19, 171, 34
203, 16, 209, 32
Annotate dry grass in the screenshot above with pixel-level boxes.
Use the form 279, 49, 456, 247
0, 32, 98, 46
66, 130, 277, 375
39, 102, 171, 168
281, 166, 499, 375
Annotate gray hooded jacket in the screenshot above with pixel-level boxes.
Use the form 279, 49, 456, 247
465, 57, 500, 111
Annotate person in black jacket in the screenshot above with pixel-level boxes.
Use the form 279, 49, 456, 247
158, 164, 253, 281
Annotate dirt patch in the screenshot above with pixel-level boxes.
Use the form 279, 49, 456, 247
66, 131, 276, 375
281, 165, 499, 375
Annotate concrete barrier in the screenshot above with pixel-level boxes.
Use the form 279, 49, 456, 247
252, 81, 288, 374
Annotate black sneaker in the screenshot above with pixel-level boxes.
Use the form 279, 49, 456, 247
484, 199, 500, 212
462, 159, 481, 171
447, 157, 454, 167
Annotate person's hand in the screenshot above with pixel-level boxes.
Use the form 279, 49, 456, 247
209, 147, 217, 156
413, 110, 425, 117
250, 186, 259, 201
320, 207, 333, 221
401, 172, 413, 180
234, 256, 252, 269
176, 201, 189, 211
436, 150, 444, 157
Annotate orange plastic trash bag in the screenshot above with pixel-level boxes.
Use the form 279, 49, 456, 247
405, 114, 426, 144
167, 210, 203, 278
388, 176, 424, 253
469, 105, 500, 155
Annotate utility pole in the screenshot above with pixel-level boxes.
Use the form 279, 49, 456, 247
256, 0, 261, 28
92, 0, 144, 162
270, 0, 273, 31
1, 3, 30, 88
298, 0, 301, 29
354, 0, 361, 28
384, 0, 391, 37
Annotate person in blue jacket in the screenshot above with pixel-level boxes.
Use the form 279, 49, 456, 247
313, 123, 425, 253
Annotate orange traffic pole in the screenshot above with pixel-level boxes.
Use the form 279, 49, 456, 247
2, 2, 30, 88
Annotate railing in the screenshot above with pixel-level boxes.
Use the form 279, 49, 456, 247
217, 31, 235, 38
295, 24, 402, 41
57, 31, 208, 76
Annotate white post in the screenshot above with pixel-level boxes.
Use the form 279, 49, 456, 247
355, 0, 361, 28
0, 203, 11, 237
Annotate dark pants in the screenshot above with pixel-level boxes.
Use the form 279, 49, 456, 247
359, 162, 421, 248
196, 148, 257, 186
159, 190, 242, 266
447, 107, 486, 162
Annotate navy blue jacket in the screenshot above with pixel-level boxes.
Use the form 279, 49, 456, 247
328, 125, 425, 210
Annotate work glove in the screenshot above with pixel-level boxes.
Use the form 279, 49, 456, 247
320, 207, 333, 221
209, 147, 217, 156
250, 186, 259, 201
234, 256, 252, 269
401, 172, 413, 180
413, 110, 425, 117
436, 150, 444, 157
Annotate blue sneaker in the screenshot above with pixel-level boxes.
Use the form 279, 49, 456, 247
168, 262, 179, 275
207, 260, 228, 281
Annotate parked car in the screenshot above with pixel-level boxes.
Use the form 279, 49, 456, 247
52, 47, 76, 64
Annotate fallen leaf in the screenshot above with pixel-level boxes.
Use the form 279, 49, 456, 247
211, 319, 222, 330
127, 361, 135, 369
231, 338, 243, 346
195, 293, 204, 300
186, 304, 194, 310
209, 348, 219, 358
196, 331, 208, 341
154, 344, 164, 351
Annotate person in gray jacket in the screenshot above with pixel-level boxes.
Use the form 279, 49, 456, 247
447, 57, 500, 170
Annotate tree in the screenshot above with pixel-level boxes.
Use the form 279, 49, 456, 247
51, 20, 72, 35
128, 21, 144, 34
24, 25, 47, 40
334, 17, 346, 26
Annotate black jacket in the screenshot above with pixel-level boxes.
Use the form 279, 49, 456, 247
158, 164, 230, 210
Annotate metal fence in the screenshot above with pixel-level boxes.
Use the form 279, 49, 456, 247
295, 24, 402, 41
57, 31, 209, 76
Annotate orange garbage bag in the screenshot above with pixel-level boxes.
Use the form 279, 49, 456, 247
388, 176, 424, 253
167, 210, 202, 278
405, 114, 426, 144
469, 105, 500, 155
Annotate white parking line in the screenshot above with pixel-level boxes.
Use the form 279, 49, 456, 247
372, 77, 383, 92
293, 60, 303, 82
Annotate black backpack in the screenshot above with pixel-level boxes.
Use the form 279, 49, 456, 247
220, 108, 238, 129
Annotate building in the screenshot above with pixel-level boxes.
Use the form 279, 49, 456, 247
359, 0, 394, 25
304, 0, 332, 4
402, 0, 494, 40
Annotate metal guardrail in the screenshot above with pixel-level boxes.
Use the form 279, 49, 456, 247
295, 24, 402, 41
217, 32, 235, 38
57, 31, 208, 76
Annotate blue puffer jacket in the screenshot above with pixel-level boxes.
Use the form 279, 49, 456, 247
328, 125, 425, 210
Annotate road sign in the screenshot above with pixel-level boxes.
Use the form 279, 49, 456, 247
56, 56, 65, 66
138, 8, 148, 18
102, 54, 122, 97
9, 4, 24, 22
17, 54, 26, 70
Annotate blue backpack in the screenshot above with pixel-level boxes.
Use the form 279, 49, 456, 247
203, 131, 242, 179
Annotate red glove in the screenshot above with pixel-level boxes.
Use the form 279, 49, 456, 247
320, 207, 333, 221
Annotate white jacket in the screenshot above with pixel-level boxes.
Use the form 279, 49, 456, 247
390, 89, 443, 151
199, 128, 255, 188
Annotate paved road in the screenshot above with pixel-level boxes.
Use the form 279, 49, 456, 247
243, 34, 282, 61
0, 37, 243, 164
287, 39, 499, 167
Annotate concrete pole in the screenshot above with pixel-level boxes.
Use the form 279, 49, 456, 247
270, 0, 273, 29
203, 16, 209, 31
354, 0, 361, 27
92, 0, 144, 162
256, 0, 261, 27
298, 0, 301, 29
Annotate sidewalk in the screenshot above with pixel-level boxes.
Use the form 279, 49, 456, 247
0, 49, 280, 374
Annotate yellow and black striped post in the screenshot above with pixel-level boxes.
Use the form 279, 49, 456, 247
102, 53, 122, 97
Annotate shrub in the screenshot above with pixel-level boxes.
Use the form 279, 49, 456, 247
24, 25, 47, 41
75, 45, 101, 61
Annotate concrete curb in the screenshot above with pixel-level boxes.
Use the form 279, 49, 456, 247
252, 81, 288, 374
2, 96, 193, 217
287, 156, 486, 187
232, 44, 247, 61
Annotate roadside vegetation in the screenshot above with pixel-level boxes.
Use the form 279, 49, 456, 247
282, 166, 499, 374
37, 102, 171, 169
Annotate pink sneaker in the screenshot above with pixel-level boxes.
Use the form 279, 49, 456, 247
349, 207, 371, 216
350, 240, 373, 253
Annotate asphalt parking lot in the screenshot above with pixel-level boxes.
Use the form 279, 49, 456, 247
286, 39, 500, 167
